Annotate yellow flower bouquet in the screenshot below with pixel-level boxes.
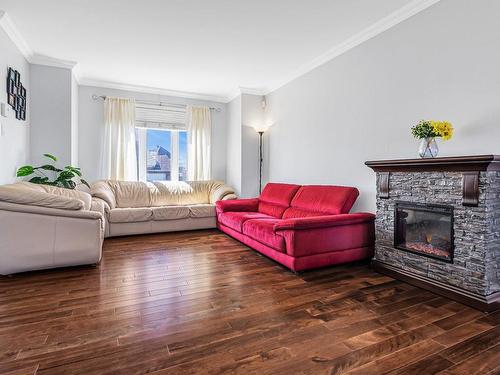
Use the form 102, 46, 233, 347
411, 120, 454, 158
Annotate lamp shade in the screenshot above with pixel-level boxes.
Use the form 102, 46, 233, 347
253, 125, 267, 133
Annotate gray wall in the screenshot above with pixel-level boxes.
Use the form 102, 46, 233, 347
30, 64, 76, 166
78, 85, 227, 183
0, 27, 30, 184
265, 0, 500, 212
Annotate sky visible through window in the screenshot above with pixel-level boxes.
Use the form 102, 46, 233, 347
147, 129, 187, 166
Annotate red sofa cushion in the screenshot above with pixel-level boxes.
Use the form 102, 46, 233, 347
258, 183, 301, 218
283, 185, 358, 219
218, 212, 273, 233
242, 219, 285, 252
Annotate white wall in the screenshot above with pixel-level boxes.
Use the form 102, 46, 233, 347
241, 94, 264, 198
0, 27, 30, 184
30, 64, 75, 166
265, 0, 500, 212
71, 74, 79, 166
78, 85, 227, 183
225, 95, 242, 194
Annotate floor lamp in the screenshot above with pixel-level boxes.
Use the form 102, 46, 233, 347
258, 130, 264, 195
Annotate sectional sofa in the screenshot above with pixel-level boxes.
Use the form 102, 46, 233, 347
0, 180, 236, 274
92, 180, 236, 237
216, 183, 375, 272
0, 182, 105, 275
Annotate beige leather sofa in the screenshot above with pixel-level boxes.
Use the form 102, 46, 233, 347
0, 182, 104, 275
91, 180, 237, 237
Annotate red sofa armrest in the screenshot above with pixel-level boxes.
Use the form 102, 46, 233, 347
216, 198, 259, 213
273, 213, 375, 231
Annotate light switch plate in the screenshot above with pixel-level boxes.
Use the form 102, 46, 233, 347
0, 103, 8, 117
0, 122, 4, 136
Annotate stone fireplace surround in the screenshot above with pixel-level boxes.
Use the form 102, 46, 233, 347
366, 155, 500, 312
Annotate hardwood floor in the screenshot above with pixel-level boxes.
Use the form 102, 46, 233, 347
0, 229, 498, 375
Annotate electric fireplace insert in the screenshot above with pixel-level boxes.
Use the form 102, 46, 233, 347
394, 201, 454, 262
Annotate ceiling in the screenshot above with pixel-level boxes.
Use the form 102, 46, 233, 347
0, 0, 431, 101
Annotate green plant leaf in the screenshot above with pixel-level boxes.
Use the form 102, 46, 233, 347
80, 179, 90, 189
61, 179, 76, 189
56, 170, 76, 180
16, 165, 34, 177
65, 166, 82, 176
43, 153, 58, 162
28, 176, 49, 184
38, 164, 63, 172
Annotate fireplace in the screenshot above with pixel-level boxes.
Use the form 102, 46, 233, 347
394, 202, 454, 262
366, 155, 500, 311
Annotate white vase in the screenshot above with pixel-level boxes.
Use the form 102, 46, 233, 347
418, 137, 439, 158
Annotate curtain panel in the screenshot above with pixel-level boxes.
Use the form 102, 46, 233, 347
101, 97, 137, 181
187, 106, 212, 181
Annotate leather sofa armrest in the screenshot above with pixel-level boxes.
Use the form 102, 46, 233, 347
91, 180, 116, 209
0, 201, 103, 220
274, 213, 375, 231
216, 198, 259, 213
209, 183, 238, 204
91, 197, 110, 215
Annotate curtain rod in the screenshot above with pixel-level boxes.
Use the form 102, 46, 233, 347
91, 94, 221, 112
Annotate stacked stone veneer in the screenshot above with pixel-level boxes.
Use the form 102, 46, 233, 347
375, 171, 500, 297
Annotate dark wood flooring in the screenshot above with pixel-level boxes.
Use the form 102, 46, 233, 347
0, 229, 498, 374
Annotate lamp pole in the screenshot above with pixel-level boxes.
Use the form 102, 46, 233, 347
258, 131, 264, 195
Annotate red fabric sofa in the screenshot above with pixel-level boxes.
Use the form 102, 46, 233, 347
216, 183, 375, 272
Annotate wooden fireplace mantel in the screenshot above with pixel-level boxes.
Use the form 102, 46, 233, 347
365, 155, 500, 207
365, 154, 500, 172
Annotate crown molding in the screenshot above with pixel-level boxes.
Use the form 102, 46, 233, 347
227, 86, 267, 103
0, 10, 79, 73
2, 1, 442, 101
265, 0, 442, 94
239, 87, 266, 96
79, 78, 229, 103
30, 54, 78, 70
0, 10, 33, 60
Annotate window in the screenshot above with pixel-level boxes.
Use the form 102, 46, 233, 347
135, 103, 188, 182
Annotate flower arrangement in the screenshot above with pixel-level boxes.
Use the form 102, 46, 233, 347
411, 120, 454, 141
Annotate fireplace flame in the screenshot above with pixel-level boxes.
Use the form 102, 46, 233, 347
425, 234, 433, 244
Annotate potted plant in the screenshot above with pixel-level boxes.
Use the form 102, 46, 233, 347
411, 120, 454, 158
16, 154, 89, 189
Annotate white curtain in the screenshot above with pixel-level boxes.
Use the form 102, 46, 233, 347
187, 106, 212, 180
101, 97, 137, 181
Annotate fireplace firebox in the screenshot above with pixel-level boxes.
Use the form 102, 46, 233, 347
394, 202, 454, 262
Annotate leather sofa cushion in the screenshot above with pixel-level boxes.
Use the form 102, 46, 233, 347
91, 180, 236, 210
37, 184, 92, 210
189, 204, 215, 218
258, 183, 300, 218
218, 211, 273, 233
91, 181, 117, 208
107, 181, 152, 208
109, 207, 153, 223
283, 185, 358, 219
152, 206, 190, 221
242, 219, 285, 252
151, 181, 235, 206
0, 183, 87, 210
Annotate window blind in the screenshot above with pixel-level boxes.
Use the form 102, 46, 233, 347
135, 103, 187, 130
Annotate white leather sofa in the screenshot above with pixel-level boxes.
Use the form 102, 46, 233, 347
91, 180, 237, 237
0, 182, 104, 275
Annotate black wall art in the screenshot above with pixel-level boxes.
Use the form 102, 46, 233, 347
6, 67, 26, 121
